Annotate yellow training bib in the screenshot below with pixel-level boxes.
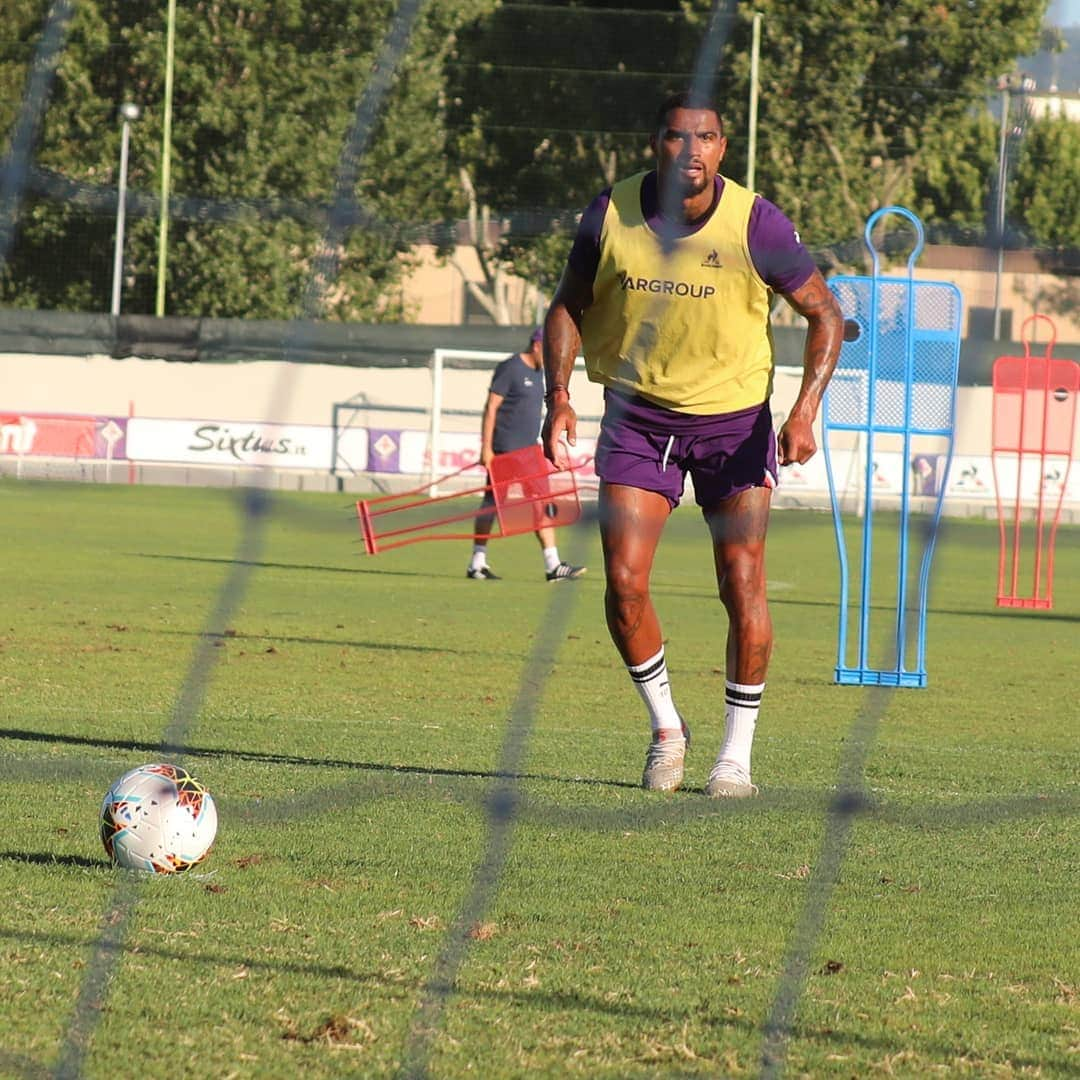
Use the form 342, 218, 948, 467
581, 172, 775, 415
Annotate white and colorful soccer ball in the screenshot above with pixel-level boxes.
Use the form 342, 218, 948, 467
100, 763, 218, 873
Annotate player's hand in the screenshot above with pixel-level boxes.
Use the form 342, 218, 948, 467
542, 402, 577, 467
777, 416, 817, 466
480, 446, 495, 469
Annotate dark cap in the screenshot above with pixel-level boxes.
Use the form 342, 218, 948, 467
529, 326, 543, 344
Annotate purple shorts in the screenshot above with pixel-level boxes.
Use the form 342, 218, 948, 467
595, 391, 778, 510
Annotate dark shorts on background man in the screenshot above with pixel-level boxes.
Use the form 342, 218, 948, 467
596, 390, 777, 510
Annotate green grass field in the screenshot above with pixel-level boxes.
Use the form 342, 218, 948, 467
1, 480, 1077, 1078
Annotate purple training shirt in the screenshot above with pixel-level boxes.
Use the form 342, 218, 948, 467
567, 171, 815, 294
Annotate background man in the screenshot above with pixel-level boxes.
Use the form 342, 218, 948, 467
467, 327, 587, 583
542, 90, 842, 796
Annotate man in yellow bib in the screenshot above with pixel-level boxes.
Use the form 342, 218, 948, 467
542, 90, 842, 797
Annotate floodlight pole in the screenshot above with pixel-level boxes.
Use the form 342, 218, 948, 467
746, 12, 762, 191
155, 0, 176, 317
992, 86, 1009, 341
110, 103, 140, 317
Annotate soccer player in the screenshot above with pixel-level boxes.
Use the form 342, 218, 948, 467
541, 90, 842, 796
467, 327, 587, 583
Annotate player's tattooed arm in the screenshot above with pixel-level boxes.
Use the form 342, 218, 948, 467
784, 269, 843, 414
777, 269, 843, 464
542, 265, 593, 463
544, 265, 591, 390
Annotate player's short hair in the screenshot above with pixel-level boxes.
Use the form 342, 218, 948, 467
655, 90, 724, 136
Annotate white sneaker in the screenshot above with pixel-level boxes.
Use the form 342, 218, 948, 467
641, 721, 691, 792
705, 758, 759, 799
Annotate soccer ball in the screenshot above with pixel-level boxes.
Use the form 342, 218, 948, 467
100, 763, 218, 873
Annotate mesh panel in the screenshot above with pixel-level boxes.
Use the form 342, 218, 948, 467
825, 275, 961, 434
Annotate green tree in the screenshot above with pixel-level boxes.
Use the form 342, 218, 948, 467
448, 0, 1049, 287
715, 0, 1047, 266
1, 0, 495, 318
0, 0, 52, 154
3, 1, 1061, 317
0, 0, 117, 310
1008, 110, 1080, 321
445, 0, 701, 306
1010, 112, 1080, 249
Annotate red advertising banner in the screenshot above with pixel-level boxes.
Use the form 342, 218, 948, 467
0, 414, 127, 458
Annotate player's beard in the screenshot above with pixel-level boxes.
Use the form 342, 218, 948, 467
680, 172, 709, 197
662, 162, 709, 201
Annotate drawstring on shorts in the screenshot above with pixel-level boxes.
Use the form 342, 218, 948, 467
660, 435, 675, 472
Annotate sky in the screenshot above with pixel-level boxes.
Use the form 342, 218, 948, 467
1047, 0, 1080, 27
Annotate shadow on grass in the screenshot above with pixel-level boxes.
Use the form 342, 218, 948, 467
152, 627, 462, 654
130, 552, 604, 587
643, 580, 1080, 623
128, 551, 600, 584
0, 1048, 49, 1080
0, 851, 104, 869
0, 726, 640, 793
766, 594, 1080, 623
791, 1018, 1066, 1077
0, 923, 727, 1029
2, 728, 1074, 833
128, 551, 424, 577
0, 923, 1065, 1077
128, 552, 1080, 621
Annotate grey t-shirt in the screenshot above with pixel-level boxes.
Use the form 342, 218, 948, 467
489, 353, 544, 454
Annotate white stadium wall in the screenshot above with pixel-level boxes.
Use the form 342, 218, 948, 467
3, 350, 1079, 520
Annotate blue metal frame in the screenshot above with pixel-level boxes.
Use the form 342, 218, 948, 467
821, 207, 962, 687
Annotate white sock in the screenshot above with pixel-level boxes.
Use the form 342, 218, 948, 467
717, 680, 763, 774
628, 647, 683, 735
469, 545, 488, 571
542, 546, 561, 573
